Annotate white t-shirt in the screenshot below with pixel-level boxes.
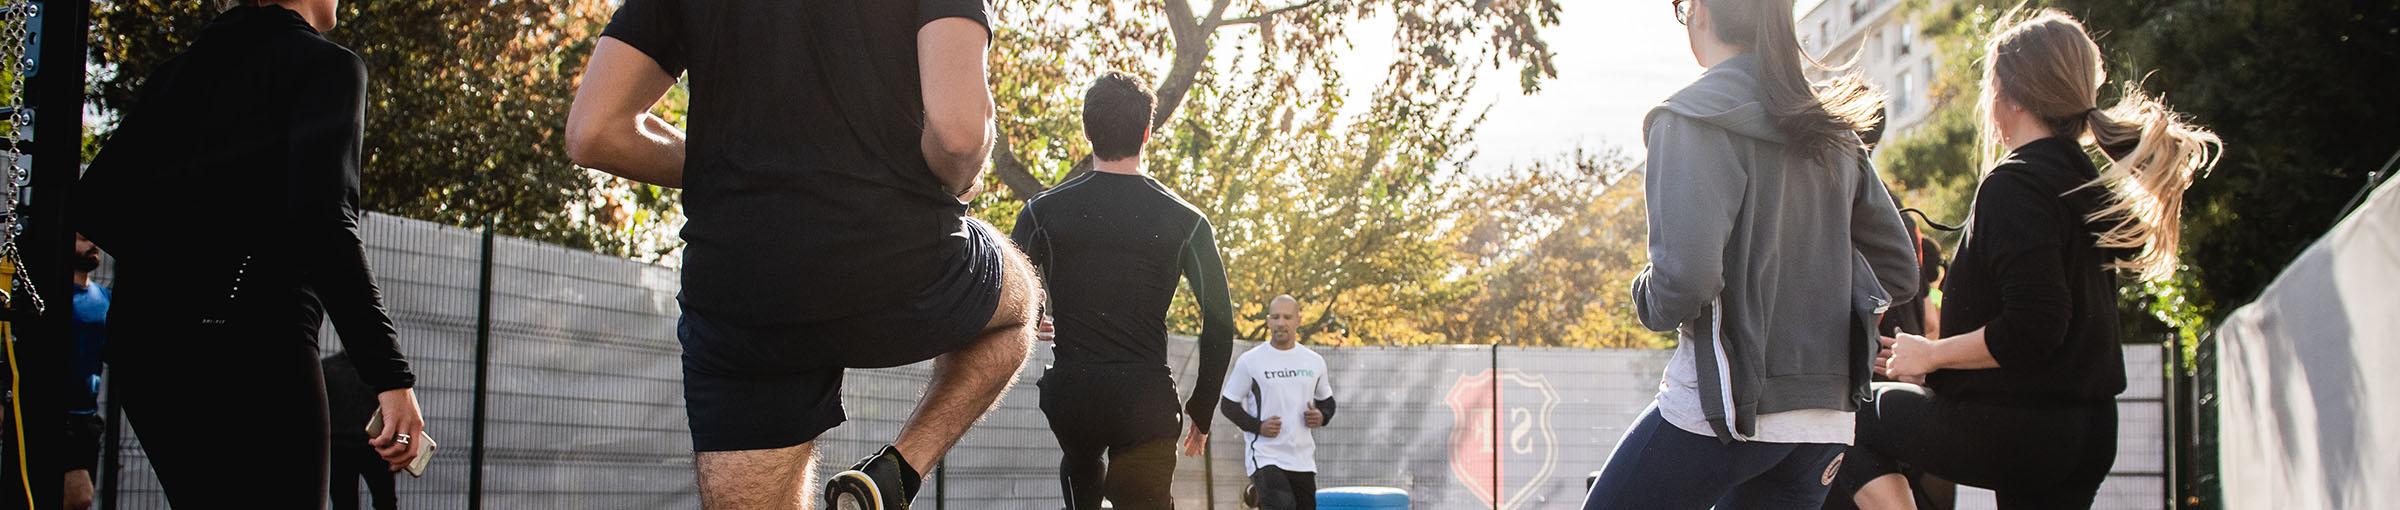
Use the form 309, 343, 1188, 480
1220, 342, 1335, 475
1657, 339, 1854, 444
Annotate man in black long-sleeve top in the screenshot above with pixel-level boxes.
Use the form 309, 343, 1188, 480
73, 1, 423, 506
1013, 72, 1236, 510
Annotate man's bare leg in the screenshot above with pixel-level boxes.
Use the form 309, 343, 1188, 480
698, 442, 820, 509
891, 238, 1040, 475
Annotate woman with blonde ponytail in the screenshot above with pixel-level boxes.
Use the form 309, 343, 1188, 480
1829, 9, 2220, 510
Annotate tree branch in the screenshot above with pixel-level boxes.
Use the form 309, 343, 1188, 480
1150, 0, 1237, 132
1163, 0, 1202, 47
990, 131, 1048, 199
1218, 0, 1323, 26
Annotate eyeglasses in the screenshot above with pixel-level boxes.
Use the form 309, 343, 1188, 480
1673, 0, 1691, 25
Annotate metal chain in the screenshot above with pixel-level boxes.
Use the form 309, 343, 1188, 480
0, 0, 38, 314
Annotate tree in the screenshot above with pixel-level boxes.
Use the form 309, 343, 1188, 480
984, 0, 1565, 345
1875, 0, 1999, 251
1884, 0, 2400, 344
1435, 148, 1670, 349
2062, 0, 2400, 336
90, 0, 685, 259
983, 0, 1562, 200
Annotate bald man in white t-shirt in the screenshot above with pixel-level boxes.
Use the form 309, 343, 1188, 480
1220, 295, 1337, 510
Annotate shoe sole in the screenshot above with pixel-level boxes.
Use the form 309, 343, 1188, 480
826, 469, 885, 510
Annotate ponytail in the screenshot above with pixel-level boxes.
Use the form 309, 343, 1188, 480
1984, 9, 2223, 282
2078, 87, 2221, 282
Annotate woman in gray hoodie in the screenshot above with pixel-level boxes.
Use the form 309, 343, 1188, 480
1580, 0, 1918, 508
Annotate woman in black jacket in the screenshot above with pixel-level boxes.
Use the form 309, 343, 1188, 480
74, 1, 423, 505
1833, 8, 2227, 510
1829, 9, 2221, 510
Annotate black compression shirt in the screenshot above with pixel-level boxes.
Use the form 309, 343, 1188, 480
1012, 172, 1236, 431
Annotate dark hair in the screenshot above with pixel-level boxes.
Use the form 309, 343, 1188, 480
1702, 0, 1883, 159
1082, 71, 1156, 161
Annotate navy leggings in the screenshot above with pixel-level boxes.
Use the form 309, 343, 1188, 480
1582, 406, 1846, 510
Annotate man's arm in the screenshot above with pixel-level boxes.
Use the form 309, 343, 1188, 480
64, 412, 101, 474
1312, 367, 1336, 426
566, 37, 686, 188
1218, 357, 1258, 433
1221, 397, 1263, 434
1179, 220, 1236, 433
1010, 203, 1051, 281
916, 18, 994, 200
1011, 205, 1056, 341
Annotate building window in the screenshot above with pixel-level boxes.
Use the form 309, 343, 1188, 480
1896, 71, 1915, 116
1852, 0, 1873, 22
1897, 23, 1914, 55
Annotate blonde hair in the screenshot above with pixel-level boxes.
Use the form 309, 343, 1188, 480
1979, 8, 2222, 282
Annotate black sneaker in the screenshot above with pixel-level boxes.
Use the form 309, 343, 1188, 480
823, 445, 922, 510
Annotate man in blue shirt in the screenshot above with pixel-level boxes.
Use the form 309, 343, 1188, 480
64, 233, 110, 510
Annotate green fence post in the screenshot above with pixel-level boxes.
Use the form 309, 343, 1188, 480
468, 224, 496, 509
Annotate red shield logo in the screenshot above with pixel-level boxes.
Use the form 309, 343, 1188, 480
1446, 369, 1561, 510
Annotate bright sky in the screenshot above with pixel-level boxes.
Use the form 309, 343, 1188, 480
1451, 1, 1701, 173
1338, 0, 1827, 174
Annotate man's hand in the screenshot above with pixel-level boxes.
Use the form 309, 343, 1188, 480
1304, 401, 1325, 429
65, 470, 94, 510
1260, 416, 1283, 438
1037, 314, 1055, 342
1179, 421, 1207, 457
1879, 334, 1941, 381
370, 388, 427, 471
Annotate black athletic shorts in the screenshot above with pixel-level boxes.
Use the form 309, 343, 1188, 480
678, 218, 1009, 452
1038, 364, 1185, 448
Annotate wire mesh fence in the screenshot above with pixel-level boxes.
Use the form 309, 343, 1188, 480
88, 213, 2170, 509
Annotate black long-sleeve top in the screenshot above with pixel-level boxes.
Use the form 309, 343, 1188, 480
1012, 172, 1235, 433
1221, 395, 1337, 433
1926, 137, 2126, 403
73, 5, 412, 391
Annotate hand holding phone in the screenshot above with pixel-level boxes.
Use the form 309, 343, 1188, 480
365, 403, 436, 478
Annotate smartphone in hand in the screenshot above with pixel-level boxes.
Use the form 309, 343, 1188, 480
365, 411, 437, 478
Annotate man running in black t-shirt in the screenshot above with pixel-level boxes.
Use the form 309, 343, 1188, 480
1012, 72, 1236, 510
567, 1, 1035, 509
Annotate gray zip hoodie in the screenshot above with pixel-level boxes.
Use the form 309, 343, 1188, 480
1631, 54, 1919, 441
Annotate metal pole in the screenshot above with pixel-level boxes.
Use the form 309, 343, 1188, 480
2165, 336, 2182, 509
1489, 343, 1499, 510
19, 0, 88, 507
468, 224, 496, 509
